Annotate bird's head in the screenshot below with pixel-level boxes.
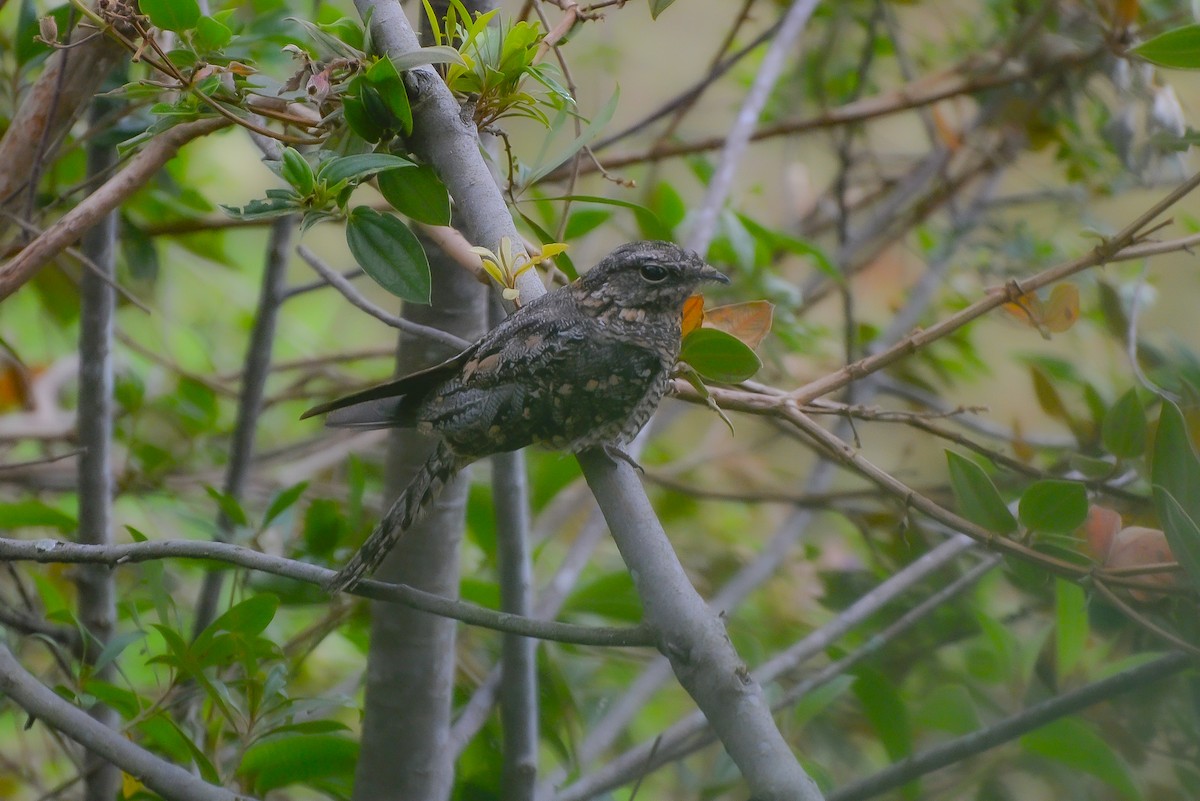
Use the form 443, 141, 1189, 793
575, 241, 729, 314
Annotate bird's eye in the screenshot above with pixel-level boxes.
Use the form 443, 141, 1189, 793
640, 263, 669, 283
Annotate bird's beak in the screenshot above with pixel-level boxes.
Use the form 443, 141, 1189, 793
700, 263, 731, 284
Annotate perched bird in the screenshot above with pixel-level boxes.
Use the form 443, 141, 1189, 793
304, 240, 728, 593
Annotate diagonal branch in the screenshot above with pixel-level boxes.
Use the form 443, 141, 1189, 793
0, 643, 252, 801
0, 116, 230, 301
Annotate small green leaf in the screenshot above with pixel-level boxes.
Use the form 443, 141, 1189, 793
92, 631, 147, 675
521, 87, 619, 187
1102, 388, 1146, 458
0, 500, 76, 531
1151, 487, 1200, 587
679, 328, 762, 384
205, 486, 248, 527
204, 594, 278, 639
378, 163, 451, 225
1054, 578, 1087, 677
648, 0, 678, 19
366, 57, 413, 135
1133, 24, 1200, 70
1018, 480, 1088, 533
1150, 401, 1200, 525
239, 734, 358, 793
345, 207, 431, 304
263, 482, 309, 528
562, 572, 641, 622
141, 0, 200, 32
280, 148, 315, 196
341, 89, 385, 143
193, 15, 232, 51
316, 153, 415, 188
853, 667, 911, 762
220, 196, 299, 221
391, 45, 467, 71
303, 499, 345, 557
945, 451, 1017, 534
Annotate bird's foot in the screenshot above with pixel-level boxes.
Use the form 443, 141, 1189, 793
602, 443, 644, 474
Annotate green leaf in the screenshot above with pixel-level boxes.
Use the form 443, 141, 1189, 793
391, 45, 467, 71
1151, 488, 1200, 587
141, 0, 200, 32
377, 163, 451, 225
303, 499, 345, 557
366, 57, 413, 135
521, 87, 619, 187
1018, 480, 1088, 533
562, 572, 642, 623
537, 195, 664, 240
239, 734, 358, 793
316, 153, 415, 188
263, 482, 309, 528
345, 207, 431, 303
205, 594, 278, 639
1132, 25, 1200, 70
913, 684, 980, 735
1054, 578, 1087, 677
0, 500, 76, 531
648, 0, 678, 19
280, 148, 315, 196
679, 328, 762, 384
1022, 718, 1141, 800
341, 89, 386, 143
853, 667, 911, 762
205, 486, 248, 527
1151, 401, 1200, 525
193, 15, 232, 51
220, 196, 299, 221
945, 451, 1017, 534
90, 630, 147, 675
1102, 388, 1146, 458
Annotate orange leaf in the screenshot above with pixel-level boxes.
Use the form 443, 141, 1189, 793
998, 283, 1079, 336
1000, 290, 1044, 328
681, 294, 705, 337
0, 363, 31, 411
1112, 0, 1139, 27
702, 301, 774, 350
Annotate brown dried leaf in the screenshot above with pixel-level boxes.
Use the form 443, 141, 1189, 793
702, 300, 774, 350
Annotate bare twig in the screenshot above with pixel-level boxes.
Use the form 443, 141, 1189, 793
296, 245, 471, 351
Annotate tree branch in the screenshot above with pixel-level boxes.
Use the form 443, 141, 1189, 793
0, 116, 230, 301
827, 651, 1193, 801
0, 643, 254, 801
0, 537, 652, 647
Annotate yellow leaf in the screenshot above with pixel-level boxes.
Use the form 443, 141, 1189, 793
1042, 283, 1080, 333
122, 772, 144, 798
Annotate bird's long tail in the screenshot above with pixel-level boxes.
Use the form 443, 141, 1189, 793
324, 441, 461, 594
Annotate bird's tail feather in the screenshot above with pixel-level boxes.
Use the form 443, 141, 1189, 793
324, 441, 460, 594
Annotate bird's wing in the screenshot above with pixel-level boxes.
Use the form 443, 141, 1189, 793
300, 344, 478, 429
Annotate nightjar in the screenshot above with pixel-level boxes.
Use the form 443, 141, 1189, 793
304, 240, 728, 593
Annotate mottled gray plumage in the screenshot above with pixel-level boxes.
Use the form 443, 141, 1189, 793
305, 241, 728, 593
